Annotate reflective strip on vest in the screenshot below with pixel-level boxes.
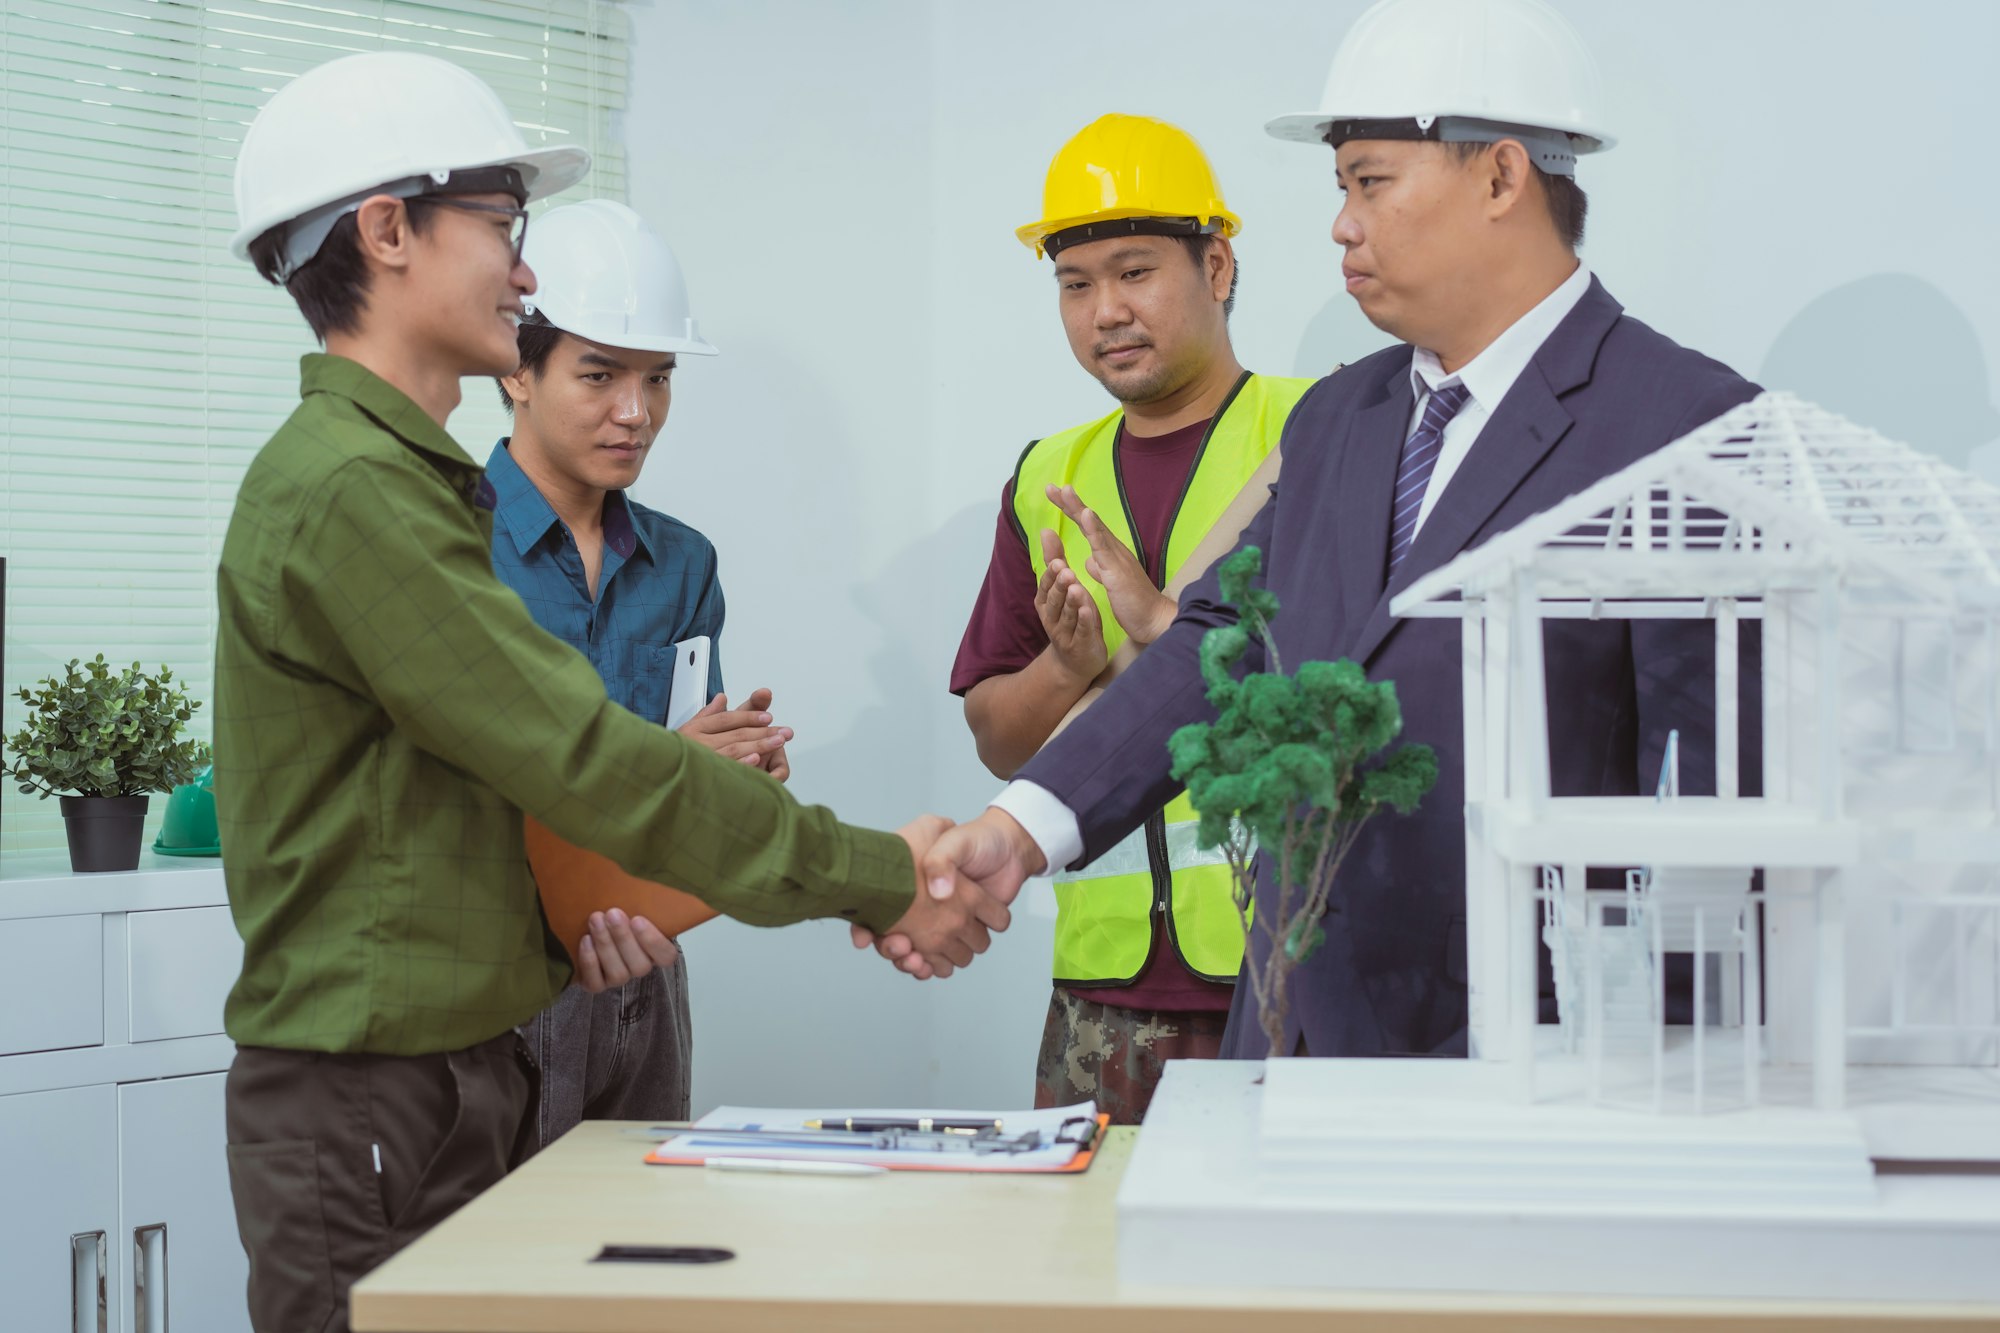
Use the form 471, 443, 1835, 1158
1016, 371, 1312, 986
1055, 820, 1237, 882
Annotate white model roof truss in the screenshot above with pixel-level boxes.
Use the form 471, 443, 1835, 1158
1396, 392, 2000, 620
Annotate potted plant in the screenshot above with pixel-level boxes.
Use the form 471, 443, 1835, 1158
6, 655, 207, 872
1168, 548, 1439, 1057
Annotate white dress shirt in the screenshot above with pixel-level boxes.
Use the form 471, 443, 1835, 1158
993, 264, 1594, 875
1405, 262, 1592, 535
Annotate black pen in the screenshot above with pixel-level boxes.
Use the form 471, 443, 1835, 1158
804, 1116, 1003, 1134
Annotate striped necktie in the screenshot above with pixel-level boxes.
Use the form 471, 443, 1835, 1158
1387, 381, 1472, 573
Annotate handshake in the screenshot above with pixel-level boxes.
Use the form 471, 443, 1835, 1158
860, 810, 1052, 980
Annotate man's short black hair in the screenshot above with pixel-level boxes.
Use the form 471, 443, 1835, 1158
497, 313, 564, 413
1444, 140, 1588, 251
1177, 233, 1239, 318
247, 198, 441, 341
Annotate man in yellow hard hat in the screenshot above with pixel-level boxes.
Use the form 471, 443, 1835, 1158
944, 114, 1313, 1122
890, 0, 1760, 1064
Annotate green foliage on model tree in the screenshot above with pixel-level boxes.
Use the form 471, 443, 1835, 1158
1168, 546, 1438, 1056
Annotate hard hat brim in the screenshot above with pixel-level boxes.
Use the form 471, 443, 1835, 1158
1015, 206, 1242, 254
1264, 110, 1614, 153
515, 144, 594, 203
1265, 112, 1339, 145
528, 319, 721, 358
229, 142, 592, 261
600, 333, 720, 357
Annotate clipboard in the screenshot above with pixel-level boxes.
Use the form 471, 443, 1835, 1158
529, 635, 721, 968
644, 1113, 1111, 1176
526, 817, 719, 970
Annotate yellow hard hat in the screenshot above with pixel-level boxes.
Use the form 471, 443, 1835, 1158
1016, 113, 1241, 258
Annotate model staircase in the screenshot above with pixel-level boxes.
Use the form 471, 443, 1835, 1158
1542, 871, 1656, 1057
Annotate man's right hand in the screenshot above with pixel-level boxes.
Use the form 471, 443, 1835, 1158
1034, 530, 1108, 684
855, 809, 1046, 977
873, 815, 1016, 980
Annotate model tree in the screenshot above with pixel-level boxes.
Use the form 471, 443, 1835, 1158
1168, 547, 1438, 1057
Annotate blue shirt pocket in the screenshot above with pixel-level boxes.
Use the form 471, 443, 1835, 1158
603, 639, 679, 725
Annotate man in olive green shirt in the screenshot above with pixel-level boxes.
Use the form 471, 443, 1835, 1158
218, 53, 1004, 1333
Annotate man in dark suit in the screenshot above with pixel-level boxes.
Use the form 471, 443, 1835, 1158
866, 0, 1757, 1059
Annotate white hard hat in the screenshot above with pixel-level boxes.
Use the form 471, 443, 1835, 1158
520, 201, 718, 357
1266, 0, 1614, 175
231, 51, 591, 279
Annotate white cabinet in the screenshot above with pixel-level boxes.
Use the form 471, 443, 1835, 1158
0, 914, 104, 1056
0, 858, 246, 1333
119, 1074, 249, 1333
128, 907, 240, 1044
0, 1076, 248, 1333
0, 1083, 121, 1333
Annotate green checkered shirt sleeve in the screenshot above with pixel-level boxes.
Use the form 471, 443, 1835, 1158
279, 451, 917, 930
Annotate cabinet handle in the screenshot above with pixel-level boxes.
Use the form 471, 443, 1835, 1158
70, 1230, 106, 1333
134, 1222, 169, 1332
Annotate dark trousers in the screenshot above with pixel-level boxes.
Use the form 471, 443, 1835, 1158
1033, 988, 1229, 1125
520, 951, 692, 1156
224, 1029, 535, 1333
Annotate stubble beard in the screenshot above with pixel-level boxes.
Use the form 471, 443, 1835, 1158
1096, 355, 1185, 406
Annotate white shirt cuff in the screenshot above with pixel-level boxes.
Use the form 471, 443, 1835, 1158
990, 780, 1084, 876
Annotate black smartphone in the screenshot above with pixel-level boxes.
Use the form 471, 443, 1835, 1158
592, 1244, 735, 1265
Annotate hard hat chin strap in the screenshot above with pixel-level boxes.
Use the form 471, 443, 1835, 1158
1324, 117, 1579, 178
1042, 215, 1223, 260
272, 165, 529, 283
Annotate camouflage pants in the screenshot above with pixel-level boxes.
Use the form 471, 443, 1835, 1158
1033, 988, 1229, 1125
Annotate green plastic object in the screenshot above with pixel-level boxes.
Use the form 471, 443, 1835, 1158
154, 764, 221, 857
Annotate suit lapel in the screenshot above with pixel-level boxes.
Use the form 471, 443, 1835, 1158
1335, 364, 1416, 640
1350, 277, 1625, 668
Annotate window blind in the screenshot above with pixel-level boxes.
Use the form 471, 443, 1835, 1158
0, 0, 630, 855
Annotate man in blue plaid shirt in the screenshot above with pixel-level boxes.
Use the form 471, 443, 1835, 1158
487, 200, 789, 1148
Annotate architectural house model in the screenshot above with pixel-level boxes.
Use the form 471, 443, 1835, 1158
1118, 393, 2000, 1301
1400, 390, 2000, 1129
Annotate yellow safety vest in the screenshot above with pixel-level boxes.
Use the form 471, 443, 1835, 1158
1012, 371, 1312, 985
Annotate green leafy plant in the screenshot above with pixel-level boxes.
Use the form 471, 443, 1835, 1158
1168, 547, 1438, 1057
6, 656, 207, 799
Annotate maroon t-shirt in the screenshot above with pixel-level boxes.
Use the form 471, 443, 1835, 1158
951, 417, 1235, 1013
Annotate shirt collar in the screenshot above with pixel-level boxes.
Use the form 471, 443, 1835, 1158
484, 438, 652, 564
300, 353, 479, 475
1408, 262, 1594, 410
485, 439, 562, 555
603, 488, 649, 563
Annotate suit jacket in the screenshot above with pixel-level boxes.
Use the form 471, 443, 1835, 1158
1016, 278, 1761, 1059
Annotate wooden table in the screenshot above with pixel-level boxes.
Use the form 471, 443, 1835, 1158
352, 1124, 2000, 1332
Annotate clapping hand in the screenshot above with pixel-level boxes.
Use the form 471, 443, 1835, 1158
1034, 529, 1109, 685
679, 687, 791, 780
1045, 484, 1177, 645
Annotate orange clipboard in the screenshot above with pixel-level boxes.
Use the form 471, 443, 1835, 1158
644, 1115, 1112, 1175
526, 815, 718, 970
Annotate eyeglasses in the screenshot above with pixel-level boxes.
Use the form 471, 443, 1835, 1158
418, 197, 531, 264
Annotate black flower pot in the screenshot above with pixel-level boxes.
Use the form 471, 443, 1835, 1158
59, 794, 150, 873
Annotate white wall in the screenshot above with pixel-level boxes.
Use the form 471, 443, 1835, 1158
610, 0, 2000, 1114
